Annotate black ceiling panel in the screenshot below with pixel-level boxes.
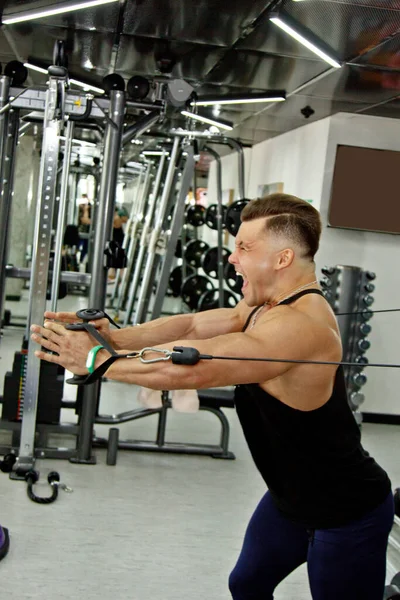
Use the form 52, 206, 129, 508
206, 50, 327, 92
122, 0, 267, 47
0, 25, 114, 77
302, 64, 400, 104
285, 0, 400, 62
115, 36, 225, 81
241, 93, 374, 127
3, 0, 121, 33
354, 34, 400, 70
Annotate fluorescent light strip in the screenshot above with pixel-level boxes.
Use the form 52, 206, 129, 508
3, 0, 119, 24
60, 136, 97, 147
24, 63, 104, 94
181, 110, 233, 131
194, 97, 285, 106
141, 151, 168, 156
69, 78, 104, 94
270, 17, 341, 69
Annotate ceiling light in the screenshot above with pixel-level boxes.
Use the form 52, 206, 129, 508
69, 77, 104, 94
3, 0, 119, 25
141, 151, 168, 156
181, 110, 233, 131
24, 63, 104, 94
192, 93, 286, 106
269, 14, 341, 69
60, 136, 97, 147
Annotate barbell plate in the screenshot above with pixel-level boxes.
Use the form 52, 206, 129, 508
202, 246, 231, 279
225, 199, 250, 236
181, 274, 215, 311
168, 265, 196, 297
186, 204, 206, 227
184, 239, 210, 269
205, 204, 227, 230
224, 261, 243, 294
197, 289, 238, 312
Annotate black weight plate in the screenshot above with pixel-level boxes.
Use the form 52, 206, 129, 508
224, 262, 243, 294
127, 76, 150, 100
184, 239, 210, 268
186, 204, 206, 227
181, 275, 215, 311
202, 246, 231, 279
168, 265, 195, 297
198, 289, 238, 312
205, 204, 227, 230
4, 60, 28, 86
225, 199, 251, 236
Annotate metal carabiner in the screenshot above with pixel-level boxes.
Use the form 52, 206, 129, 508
138, 348, 172, 364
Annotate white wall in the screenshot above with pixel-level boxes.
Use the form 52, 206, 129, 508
317, 113, 400, 416
247, 117, 331, 209
207, 113, 400, 416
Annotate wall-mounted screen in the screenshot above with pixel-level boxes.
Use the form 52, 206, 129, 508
328, 144, 400, 235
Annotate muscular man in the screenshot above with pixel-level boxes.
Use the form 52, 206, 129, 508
31, 193, 394, 600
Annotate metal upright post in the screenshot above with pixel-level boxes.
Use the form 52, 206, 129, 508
109, 169, 145, 306
205, 146, 224, 308
50, 119, 74, 311
133, 136, 180, 324
226, 139, 245, 199
72, 89, 125, 464
151, 144, 195, 319
123, 151, 167, 327
114, 164, 153, 313
13, 68, 67, 477
0, 76, 20, 330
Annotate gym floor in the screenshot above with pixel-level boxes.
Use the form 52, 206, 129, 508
0, 292, 399, 600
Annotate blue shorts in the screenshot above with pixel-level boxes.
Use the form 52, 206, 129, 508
229, 490, 394, 600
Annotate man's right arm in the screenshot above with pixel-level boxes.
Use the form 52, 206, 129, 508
111, 302, 246, 350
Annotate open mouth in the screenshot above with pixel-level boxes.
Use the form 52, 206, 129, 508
236, 271, 248, 292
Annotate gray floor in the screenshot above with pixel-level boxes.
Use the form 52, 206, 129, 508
0, 292, 399, 600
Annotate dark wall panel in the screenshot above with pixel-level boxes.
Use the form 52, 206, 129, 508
328, 144, 400, 234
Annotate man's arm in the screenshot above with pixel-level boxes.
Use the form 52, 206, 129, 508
103, 308, 339, 390
110, 301, 248, 350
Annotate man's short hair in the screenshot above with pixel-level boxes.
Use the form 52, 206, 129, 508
241, 193, 322, 261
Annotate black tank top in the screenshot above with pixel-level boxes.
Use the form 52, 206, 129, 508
235, 289, 391, 529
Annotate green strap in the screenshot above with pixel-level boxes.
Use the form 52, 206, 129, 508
86, 345, 105, 374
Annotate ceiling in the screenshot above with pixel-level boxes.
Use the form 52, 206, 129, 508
1, 0, 400, 158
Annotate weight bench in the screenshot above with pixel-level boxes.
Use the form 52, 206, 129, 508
197, 387, 236, 459
94, 387, 237, 462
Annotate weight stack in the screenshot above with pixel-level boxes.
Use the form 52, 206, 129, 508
2, 341, 64, 424
319, 265, 376, 425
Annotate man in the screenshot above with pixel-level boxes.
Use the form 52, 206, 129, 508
31, 193, 394, 600
77, 193, 92, 264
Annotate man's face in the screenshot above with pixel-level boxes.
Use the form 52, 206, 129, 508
228, 218, 279, 307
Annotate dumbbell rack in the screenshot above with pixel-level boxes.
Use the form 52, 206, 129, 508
319, 265, 376, 425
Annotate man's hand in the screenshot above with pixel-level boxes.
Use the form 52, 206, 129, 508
44, 311, 114, 348
30, 321, 102, 375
